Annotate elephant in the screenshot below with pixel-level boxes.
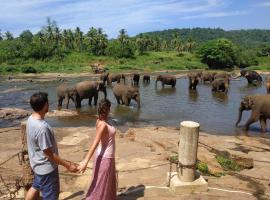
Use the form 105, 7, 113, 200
143, 74, 150, 84
211, 78, 229, 94
100, 72, 109, 85
233, 70, 262, 84
187, 72, 199, 90
235, 94, 270, 133
107, 73, 126, 85
113, 84, 140, 108
74, 81, 107, 108
201, 72, 215, 83
132, 73, 140, 86
155, 74, 176, 88
265, 76, 270, 94
214, 72, 230, 84
56, 83, 78, 109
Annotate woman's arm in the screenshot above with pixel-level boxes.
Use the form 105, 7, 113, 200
78, 121, 107, 173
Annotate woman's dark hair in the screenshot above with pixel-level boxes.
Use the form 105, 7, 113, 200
30, 92, 48, 112
98, 98, 111, 118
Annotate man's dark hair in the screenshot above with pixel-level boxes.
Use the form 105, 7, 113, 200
30, 92, 48, 112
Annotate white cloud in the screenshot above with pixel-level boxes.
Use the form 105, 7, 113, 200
259, 1, 270, 7
0, 0, 254, 37
182, 11, 250, 20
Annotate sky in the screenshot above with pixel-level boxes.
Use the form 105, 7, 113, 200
0, 0, 270, 38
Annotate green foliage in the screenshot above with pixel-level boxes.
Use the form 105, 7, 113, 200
198, 38, 239, 69
0, 19, 269, 73
21, 66, 37, 73
196, 161, 209, 174
216, 155, 242, 171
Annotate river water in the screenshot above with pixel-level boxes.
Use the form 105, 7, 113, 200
0, 74, 268, 135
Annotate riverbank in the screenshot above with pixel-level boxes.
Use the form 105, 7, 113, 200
0, 124, 269, 199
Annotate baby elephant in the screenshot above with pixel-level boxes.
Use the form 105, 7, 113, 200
212, 78, 229, 94
113, 84, 140, 108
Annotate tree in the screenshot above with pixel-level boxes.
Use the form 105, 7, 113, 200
19, 30, 33, 43
85, 27, 108, 55
198, 38, 238, 69
4, 31, 14, 40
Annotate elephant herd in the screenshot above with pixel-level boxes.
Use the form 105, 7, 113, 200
188, 69, 270, 133
57, 69, 270, 134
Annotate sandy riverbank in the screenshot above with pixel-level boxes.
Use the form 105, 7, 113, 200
0, 124, 269, 200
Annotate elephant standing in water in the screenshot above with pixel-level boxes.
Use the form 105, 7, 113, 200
233, 70, 262, 84
235, 94, 270, 133
214, 72, 230, 84
74, 81, 107, 108
107, 73, 126, 85
57, 84, 78, 109
155, 74, 176, 88
113, 84, 140, 108
132, 73, 140, 86
212, 78, 229, 94
100, 72, 109, 85
143, 74, 150, 84
187, 72, 199, 90
201, 72, 215, 83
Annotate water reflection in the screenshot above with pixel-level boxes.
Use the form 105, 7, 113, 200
188, 90, 199, 102
211, 92, 228, 104
155, 87, 176, 96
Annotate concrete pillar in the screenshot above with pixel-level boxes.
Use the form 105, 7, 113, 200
178, 121, 200, 182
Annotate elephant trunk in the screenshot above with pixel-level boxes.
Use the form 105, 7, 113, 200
235, 108, 243, 127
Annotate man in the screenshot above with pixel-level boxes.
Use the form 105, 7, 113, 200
26, 92, 78, 200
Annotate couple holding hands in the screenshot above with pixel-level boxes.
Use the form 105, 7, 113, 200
25, 92, 116, 200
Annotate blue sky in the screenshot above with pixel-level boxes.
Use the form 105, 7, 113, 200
0, 0, 270, 38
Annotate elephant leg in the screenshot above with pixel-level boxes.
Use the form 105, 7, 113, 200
162, 82, 165, 88
94, 94, 98, 106
65, 98, 70, 109
77, 99, 82, 108
259, 116, 267, 133
123, 96, 129, 106
88, 96, 92, 106
243, 111, 260, 131
58, 97, 63, 107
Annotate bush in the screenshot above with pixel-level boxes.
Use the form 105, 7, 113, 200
198, 38, 238, 69
4, 66, 19, 72
21, 66, 37, 73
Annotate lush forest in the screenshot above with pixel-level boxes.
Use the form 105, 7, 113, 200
0, 18, 270, 73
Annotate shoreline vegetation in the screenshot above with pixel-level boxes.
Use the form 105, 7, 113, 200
0, 18, 270, 74
0, 51, 270, 75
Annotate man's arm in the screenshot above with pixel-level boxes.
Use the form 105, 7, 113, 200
43, 148, 78, 172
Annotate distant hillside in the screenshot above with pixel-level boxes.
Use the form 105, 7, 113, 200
136, 28, 270, 47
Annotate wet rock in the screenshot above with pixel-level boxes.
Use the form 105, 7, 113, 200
0, 108, 30, 120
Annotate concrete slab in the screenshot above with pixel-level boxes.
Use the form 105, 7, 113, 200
167, 172, 208, 194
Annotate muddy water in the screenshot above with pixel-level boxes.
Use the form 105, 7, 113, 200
0, 74, 268, 135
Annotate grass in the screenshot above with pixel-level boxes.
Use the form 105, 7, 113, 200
0, 51, 207, 74
1, 52, 269, 74
167, 155, 225, 177
216, 155, 242, 171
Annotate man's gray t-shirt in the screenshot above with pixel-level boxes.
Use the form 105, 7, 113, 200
27, 115, 58, 175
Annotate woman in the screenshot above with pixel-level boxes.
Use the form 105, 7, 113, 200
78, 99, 116, 200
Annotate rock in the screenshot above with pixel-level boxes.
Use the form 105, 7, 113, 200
228, 150, 254, 169
0, 108, 30, 120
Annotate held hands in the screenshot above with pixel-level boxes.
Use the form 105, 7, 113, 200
66, 161, 80, 173
77, 160, 88, 173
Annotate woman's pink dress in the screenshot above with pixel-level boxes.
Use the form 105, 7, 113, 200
86, 121, 117, 200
